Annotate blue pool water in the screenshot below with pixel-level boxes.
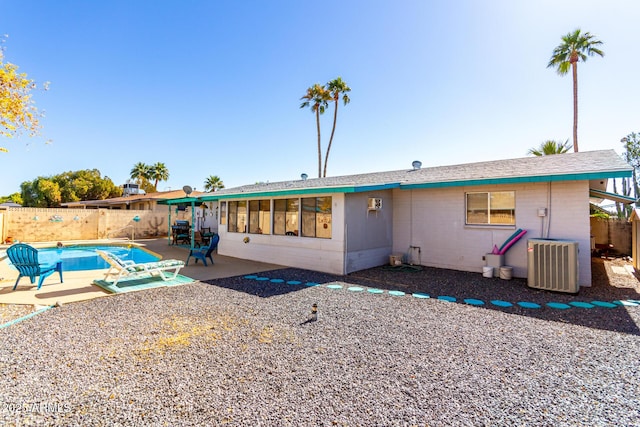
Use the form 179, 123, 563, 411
14, 245, 161, 272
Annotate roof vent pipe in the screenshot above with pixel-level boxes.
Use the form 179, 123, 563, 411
412, 160, 422, 170
301, 173, 308, 181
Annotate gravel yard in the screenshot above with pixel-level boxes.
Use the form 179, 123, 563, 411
1, 257, 639, 426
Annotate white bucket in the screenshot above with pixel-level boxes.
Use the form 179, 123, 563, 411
499, 266, 513, 280
389, 254, 403, 266
482, 266, 494, 278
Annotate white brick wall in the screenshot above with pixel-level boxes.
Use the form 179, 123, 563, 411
216, 181, 593, 284
392, 181, 592, 285
217, 194, 346, 275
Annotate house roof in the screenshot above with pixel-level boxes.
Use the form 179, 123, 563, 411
62, 189, 205, 208
589, 188, 637, 204
197, 150, 632, 201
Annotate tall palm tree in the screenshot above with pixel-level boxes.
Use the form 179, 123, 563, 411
149, 162, 169, 191
300, 84, 331, 178
130, 162, 150, 184
547, 29, 604, 152
527, 139, 573, 156
204, 175, 225, 192
323, 77, 351, 177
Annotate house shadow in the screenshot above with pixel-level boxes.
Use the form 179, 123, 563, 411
202, 270, 346, 298
204, 259, 640, 336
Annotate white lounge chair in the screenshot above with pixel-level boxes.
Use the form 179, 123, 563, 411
96, 250, 185, 285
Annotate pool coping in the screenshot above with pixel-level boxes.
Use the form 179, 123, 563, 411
0, 238, 284, 307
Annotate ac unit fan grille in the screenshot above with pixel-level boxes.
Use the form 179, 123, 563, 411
527, 239, 579, 293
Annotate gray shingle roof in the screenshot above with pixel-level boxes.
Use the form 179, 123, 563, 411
203, 150, 631, 198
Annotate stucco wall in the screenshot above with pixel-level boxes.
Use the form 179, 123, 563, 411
344, 191, 394, 273
590, 217, 632, 256
392, 181, 592, 286
1, 207, 192, 243
216, 194, 346, 275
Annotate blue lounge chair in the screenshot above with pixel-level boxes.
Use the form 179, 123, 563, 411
6, 243, 64, 290
186, 234, 219, 266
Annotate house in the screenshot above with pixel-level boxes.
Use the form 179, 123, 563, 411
62, 189, 204, 211
164, 150, 632, 287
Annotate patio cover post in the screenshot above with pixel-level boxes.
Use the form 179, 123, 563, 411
190, 201, 195, 250
168, 205, 172, 245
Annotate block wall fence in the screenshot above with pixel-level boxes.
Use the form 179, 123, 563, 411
0, 207, 193, 244
590, 217, 632, 256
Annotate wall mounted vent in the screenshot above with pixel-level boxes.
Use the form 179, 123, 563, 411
368, 198, 382, 210
527, 239, 579, 293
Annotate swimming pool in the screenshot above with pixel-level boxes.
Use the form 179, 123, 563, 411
10, 245, 161, 272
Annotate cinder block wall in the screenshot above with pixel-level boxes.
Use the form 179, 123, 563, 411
590, 217, 632, 256
1, 207, 192, 243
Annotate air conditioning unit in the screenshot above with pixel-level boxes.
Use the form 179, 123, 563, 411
527, 239, 579, 293
368, 198, 382, 210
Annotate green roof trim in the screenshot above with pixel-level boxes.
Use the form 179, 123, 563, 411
157, 197, 202, 205
589, 188, 637, 204
205, 183, 399, 200
401, 171, 632, 190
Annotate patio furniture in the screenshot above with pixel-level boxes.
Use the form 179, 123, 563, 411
199, 227, 214, 246
96, 250, 185, 286
186, 234, 220, 266
171, 220, 191, 245
6, 243, 64, 290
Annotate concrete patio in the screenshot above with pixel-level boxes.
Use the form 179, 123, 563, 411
0, 238, 283, 306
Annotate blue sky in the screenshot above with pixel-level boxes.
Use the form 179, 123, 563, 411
1, 1, 639, 196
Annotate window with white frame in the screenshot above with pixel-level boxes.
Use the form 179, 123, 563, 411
466, 191, 515, 225
228, 201, 247, 232
226, 196, 332, 239
301, 196, 332, 238
219, 201, 226, 225
273, 198, 299, 235
249, 200, 271, 234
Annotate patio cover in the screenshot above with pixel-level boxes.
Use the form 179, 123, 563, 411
589, 188, 637, 204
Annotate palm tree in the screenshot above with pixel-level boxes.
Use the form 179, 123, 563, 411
323, 77, 351, 177
204, 175, 225, 192
300, 84, 331, 178
547, 29, 604, 152
527, 139, 573, 156
149, 162, 169, 191
130, 162, 150, 184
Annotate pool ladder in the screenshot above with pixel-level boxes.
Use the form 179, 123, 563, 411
106, 225, 135, 240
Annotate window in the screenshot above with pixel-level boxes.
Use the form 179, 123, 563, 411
219, 202, 226, 225
228, 201, 247, 232
466, 191, 515, 225
301, 197, 332, 238
274, 199, 299, 235
227, 196, 332, 239
249, 200, 271, 234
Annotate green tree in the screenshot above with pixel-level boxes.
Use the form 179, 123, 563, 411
21, 178, 61, 207
130, 162, 150, 184
621, 132, 640, 206
204, 175, 225, 192
547, 29, 604, 152
323, 77, 351, 177
20, 169, 120, 207
0, 37, 47, 152
0, 192, 23, 205
300, 83, 331, 178
55, 169, 120, 201
527, 139, 572, 156
129, 162, 154, 193
149, 162, 169, 191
